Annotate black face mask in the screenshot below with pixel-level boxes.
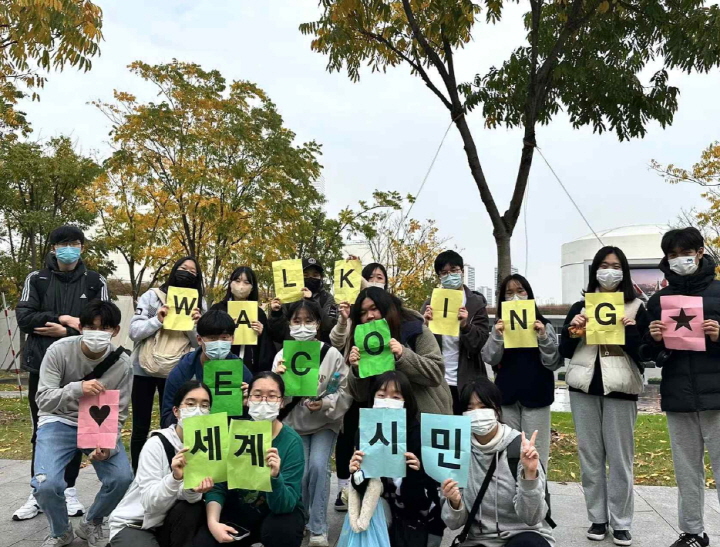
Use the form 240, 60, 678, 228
173, 270, 197, 288
304, 277, 323, 295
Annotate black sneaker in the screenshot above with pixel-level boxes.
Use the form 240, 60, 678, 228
587, 523, 608, 541
671, 533, 710, 547
334, 491, 348, 512
613, 530, 632, 546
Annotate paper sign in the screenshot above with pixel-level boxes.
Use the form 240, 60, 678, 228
421, 413, 471, 488
203, 360, 244, 417
586, 293, 625, 346
359, 408, 406, 478
282, 341, 321, 396
502, 299, 538, 349
272, 259, 304, 303
429, 289, 463, 336
354, 319, 395, 379
77, 390, 120, 449
334, 260, 362, 304
661, 295, 706, 352
228, 420, 272, 492
164, 287, 199, 331
228, 301, 258, 346
184, 412, 229, 489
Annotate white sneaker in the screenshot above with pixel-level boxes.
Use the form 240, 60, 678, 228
65, 487, 85, 517
309, 534, 329, 547
75, 517, 103, 547
41, 528, 74, 547
12, 493, 42, 521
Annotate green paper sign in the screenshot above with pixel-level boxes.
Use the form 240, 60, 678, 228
228, 420, 273, 492
282, 341, 321, 397
355, 319, 395, 379
183, 412, 229, 489
203, 360, 244, 417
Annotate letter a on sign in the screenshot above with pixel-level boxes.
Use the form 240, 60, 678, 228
228, 301, 258, 346
333, 260, 362, 303
272, 259, 304, 303
429, 289, 463, 336
164, 287, 198, 331
586, 293, 625, 345
501, 299, 538, 349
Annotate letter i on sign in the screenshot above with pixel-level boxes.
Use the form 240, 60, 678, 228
429, 289, 463, 336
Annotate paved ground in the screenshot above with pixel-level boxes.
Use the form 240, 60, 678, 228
2, 459, 720, 547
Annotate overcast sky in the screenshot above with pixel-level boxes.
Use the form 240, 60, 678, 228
20, 1, 716, 301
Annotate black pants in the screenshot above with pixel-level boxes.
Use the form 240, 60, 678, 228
111, 501, 205, 547
450, 385, 463, 416
28, 372, 82, 485
335, 401, 360, 481
131, 375, 166, 472
502, 532, 552, 547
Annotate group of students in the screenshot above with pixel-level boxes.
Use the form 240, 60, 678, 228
10, 223, 720, 547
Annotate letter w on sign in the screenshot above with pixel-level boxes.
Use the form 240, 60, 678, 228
586, 293, 625, 345
334, 259, 362, 303
164, 287, 199, 331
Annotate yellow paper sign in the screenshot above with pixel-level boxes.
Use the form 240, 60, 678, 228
228, 301, 259, 346
502, 299, 538, 349
164, 287, 199, 331
334, 260, 362, 304
586, 293, 625, 346
429, 289, 463, 336
272, 259, 304, 303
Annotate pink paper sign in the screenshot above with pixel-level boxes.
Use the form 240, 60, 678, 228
77, 390, 120, 449
661, 295, 706, 352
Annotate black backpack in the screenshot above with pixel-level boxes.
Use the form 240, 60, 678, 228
151, 431, 177, 467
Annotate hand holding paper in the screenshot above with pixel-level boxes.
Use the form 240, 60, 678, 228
501, 299, 538, 349
334, 260, 362, 304
585, 293, 625, 345
428, 289, 463, 336
273, 260, 304, 303
78, 390, 120, 449
661, 295, 706, 351
228, 301, 258, 346
165, 287, 199, 331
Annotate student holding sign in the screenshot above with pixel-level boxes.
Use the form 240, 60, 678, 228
109, 380, 214, 547
210, 266, 274, 373
481, 275, 562, 469
272, 300, 351, 547
641, 228, 720, 547
441, 378, 554, 547
421, 251, 490, 415
195, 372, 306, 547
129, 256, 205, 472
347, 288, 453, 416
161, 311, 253, 427
559, 247, 649, 546
33, 300, 134, 547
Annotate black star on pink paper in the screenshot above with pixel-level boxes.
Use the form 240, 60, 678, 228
670, 308, 696, 331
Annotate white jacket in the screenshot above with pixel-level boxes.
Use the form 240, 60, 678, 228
565, 298, 644, 396
109, 426, 202, 539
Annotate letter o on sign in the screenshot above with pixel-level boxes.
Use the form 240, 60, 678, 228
363, 331, 385, 356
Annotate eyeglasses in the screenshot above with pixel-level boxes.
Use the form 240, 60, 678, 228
249, 394, 282, 403
439, 268, 462, 278
182, 402, 211, 411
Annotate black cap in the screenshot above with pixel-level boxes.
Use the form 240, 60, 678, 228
302, 257, 324, 275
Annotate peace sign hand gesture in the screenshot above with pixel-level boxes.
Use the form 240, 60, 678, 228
520, 430, 539, 480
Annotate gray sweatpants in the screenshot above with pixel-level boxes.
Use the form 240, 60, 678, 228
502, 403, 552, 470
569, 390, 637, 530
666, 410, 720, 535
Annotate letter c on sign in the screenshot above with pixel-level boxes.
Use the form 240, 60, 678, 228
595, 302, 616, 326
363, 331, 385, 356
291, 351, 311, 376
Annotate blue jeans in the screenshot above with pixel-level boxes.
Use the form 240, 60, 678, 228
301, 429, 337, 535
32, 421, 134, 537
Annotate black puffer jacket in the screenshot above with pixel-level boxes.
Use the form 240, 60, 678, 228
16, 254, 109, 374
642, 256, 720, 412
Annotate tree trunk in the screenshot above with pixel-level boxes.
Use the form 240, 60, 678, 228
495, 235, 512, 291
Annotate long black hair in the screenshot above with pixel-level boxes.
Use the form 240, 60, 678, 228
459, 377, 504, 421
367, 370, 419, 421
161, 256, 205, 309
584, 246, 636, 303
349, 287, 414, 342
496, 274, 548, 325
222, 266, 259, 302
361, 263, 389, 290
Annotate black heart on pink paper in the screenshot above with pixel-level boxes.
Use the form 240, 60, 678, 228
89, 405, 111, 426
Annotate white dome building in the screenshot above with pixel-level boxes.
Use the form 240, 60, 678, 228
561, 224, 669, 304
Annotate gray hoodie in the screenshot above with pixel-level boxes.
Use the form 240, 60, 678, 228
441, 424, 555, 547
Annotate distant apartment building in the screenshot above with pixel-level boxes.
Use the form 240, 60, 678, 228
464, 264, 476, 291
477, 285, 494, 307
494, 265, 519, 284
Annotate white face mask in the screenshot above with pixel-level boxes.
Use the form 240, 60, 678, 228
82, 330, 113, 353
373, 397, 405, 410
178, 406, 209, 428
669, 256, 699, 276
230, 281, 252, 300
248, 401, 281, 422
463, 408, 498, 436
510, 294, 528, 301
289, 324, 317, 341
596, 268, 624, 290
367, 282, 385, 290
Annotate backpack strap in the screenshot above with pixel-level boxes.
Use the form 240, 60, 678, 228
152, 288, 167, 305
150, 432, 177, 467
451, 454, 498, 547
82, 347, 126, 381
279, 342, 332, 421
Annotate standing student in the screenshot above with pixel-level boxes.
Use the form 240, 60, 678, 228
421, 250, 490, 414
642, 228, 720, 547
269, 258, 339, 344
482, 274, 562, 469
110, 380, 215, 547
560, 246, 648, 546
32, 300, 134, 547
273, 300, 352, 547
210, 266, 274, 373
15, 225, 110, 521
130, 256, 204, 472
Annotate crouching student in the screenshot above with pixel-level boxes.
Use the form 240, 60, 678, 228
33, 300, 134, 547
441, 377, 555, 547
193, 372, 306, 547
109, 380, 215, 547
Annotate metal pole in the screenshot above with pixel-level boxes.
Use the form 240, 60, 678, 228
2, 292, 22, 400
